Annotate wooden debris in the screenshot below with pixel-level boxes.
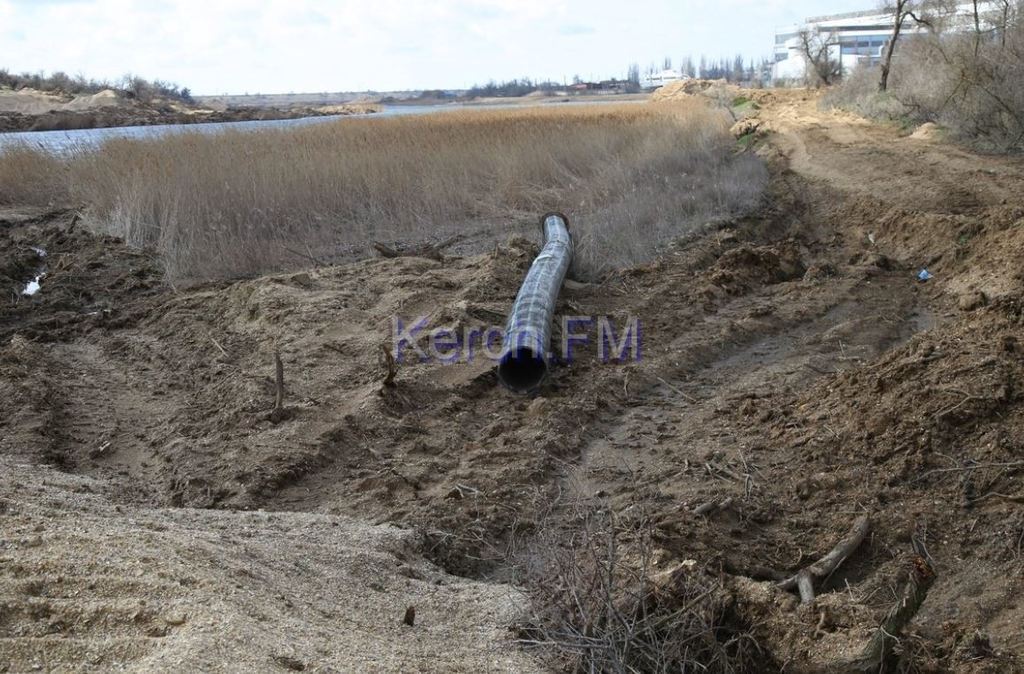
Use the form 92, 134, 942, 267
846, 555, 936, 672
208, 333, 229, 359
778, 514, 870, 604
323, 342, 345, 356
694, 496, 734, 516
656, 376, 699, 403
281, 242, 324, 268
269, 349, 289, 424
373, 235, 460, 262
379, 344, 397, 388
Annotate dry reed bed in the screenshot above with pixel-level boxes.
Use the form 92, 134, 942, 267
0, 101, 765, 283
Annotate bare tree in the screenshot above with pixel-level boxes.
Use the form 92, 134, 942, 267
995, 0, 1014, 46
799, 29, 842, 86
879, 0, 937, 91
626, 63, 641, 92
681, 55, 696, 78
971, 0, 983, 57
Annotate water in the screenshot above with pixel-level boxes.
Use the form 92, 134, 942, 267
21, 246, 46, 296
0, 100, 631, 154
0, 111, 370, 154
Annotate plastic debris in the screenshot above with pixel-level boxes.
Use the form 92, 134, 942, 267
918, 269, 933, 282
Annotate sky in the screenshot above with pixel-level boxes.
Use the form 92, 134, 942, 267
0, 0, 871, 95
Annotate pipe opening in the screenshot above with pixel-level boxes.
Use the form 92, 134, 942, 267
498, 347, 548, 393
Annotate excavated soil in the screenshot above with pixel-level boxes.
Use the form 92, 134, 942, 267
0, 87, 379, 133
1, 90, 1024, 671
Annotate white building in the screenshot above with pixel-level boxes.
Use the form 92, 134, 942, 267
642, 69, 689, 89
772, 3, 1000, 82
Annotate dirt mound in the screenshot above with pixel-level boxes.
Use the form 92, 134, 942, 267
0, 458, 539, 672
0, 87, 126, 115
707, 242, 806, 293
910, 121, 944, 141
0, 88, 69, 115
651, 78, 727, 101
0, 89, 378, 133
61, 89, 125, 112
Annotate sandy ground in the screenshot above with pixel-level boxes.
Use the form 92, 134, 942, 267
0, 88, 376, 133
0, 462, 539, 672
2, 90, 1024, 671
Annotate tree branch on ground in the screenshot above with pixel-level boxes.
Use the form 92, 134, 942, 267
778, 514, 871, 603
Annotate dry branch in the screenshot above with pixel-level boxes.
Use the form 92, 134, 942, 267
379, 344, 397, 388
778, 515, 871, 603
208, 333, 229, 359
281, 243, 324, 268
372, 235, 460, 262
269, 349, 288, 423
694, 496, 734, 516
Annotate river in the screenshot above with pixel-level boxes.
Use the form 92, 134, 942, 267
0, 100, 632, 154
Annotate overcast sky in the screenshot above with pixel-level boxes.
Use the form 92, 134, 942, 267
1, 0, 870, 94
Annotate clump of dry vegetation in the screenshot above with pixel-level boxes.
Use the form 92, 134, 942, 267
515, 505, 762, 673
0, 146, 65, 206
0, 101, 764, 283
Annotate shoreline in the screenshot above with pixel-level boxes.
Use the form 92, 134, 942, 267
0, 103, 379, 134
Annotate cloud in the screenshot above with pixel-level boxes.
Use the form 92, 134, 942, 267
0, 0, 870, 93
558, 23, 595, 36
3, 0, 90, 4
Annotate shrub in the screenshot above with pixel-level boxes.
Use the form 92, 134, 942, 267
826, 6, 1024, 152
822, 65, 910, 123
0, 67, 193, 104
515, 504, 763, 673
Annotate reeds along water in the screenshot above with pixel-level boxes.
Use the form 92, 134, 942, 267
0, 100, 766, 284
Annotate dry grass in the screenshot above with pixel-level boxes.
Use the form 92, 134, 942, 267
0, 101, 765, 283
0, 146, 68, 207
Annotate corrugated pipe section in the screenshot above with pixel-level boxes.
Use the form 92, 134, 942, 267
497, 212, 573, 393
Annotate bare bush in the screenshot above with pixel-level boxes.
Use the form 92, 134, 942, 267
514, 506, 763, 673
799, 30, 843, 87
892, 20, 1024, 150
0, 102, 765, 283
822, 65, 910, 121
0, 68, 192, 103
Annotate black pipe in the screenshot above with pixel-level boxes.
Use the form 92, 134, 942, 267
497, 212, 573, 393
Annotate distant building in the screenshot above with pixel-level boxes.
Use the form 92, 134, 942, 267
597, 79, 629, 92
642, 69, 689, 90
772, 3, 999, 82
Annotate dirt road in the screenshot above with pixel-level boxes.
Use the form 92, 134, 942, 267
2, 91, 1023, 671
